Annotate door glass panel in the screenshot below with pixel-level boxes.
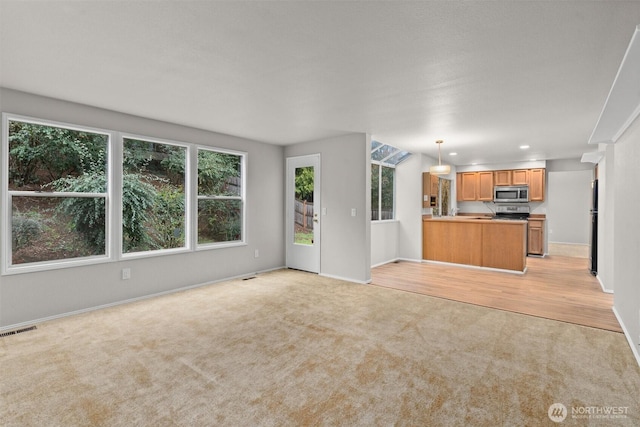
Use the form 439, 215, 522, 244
294, 166, 314, 245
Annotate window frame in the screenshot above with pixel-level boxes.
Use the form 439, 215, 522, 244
2, 113, 114, 274
119, 133, 193, 260
195, 145, 247, 250
371, 160, 396, 222
370, 140, 409, 222
1, 113, 248, 275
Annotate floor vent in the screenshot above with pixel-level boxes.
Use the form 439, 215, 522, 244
0, 325, 37, 338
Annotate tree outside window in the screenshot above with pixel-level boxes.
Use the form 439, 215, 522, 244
122, 138, 187, 253
7, 119, 109, 265
371, 163, 395, 221
197, 149, 244, 245
3, 115, 248, 274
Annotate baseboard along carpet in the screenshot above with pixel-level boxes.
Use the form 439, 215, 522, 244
1, 269, 639, 426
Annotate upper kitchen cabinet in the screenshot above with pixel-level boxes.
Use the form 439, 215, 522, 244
493, 169, 530, 186
511, 169, 530, 185
459, 172, 478, 201
456, 171, 493, 201
494, 170, 511, 186
529, 168, 545, 201
477, 171, 494, 201
457, 167, 545, 202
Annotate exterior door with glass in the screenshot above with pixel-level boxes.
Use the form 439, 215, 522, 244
286, 154, 320, 273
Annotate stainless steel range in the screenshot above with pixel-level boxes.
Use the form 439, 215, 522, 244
493, 204, 530, 221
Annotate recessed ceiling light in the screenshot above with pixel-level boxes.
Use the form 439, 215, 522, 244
471, 162, 478, 165
450, 152, 458, 156
520, 145, 530, 149
530, 158, 537, 161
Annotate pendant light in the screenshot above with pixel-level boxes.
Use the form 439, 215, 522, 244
429, 140, 451, 175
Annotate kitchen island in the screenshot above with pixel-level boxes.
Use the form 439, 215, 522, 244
422, 216, 527, 273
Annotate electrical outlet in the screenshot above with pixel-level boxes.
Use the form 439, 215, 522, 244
122, 268, 131, 280
254, 249, 259, 258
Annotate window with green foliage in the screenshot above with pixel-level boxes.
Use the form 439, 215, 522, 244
371, 163, 395, 220
122, 137, 187, 253
2, 114, 247, 274
197, 148, 244, 245
370, 140, 410, 221
5, 118, 109, 267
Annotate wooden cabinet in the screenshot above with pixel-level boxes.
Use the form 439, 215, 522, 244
512, 169, 530, 185
529, 168, 545, 201
494, 170, 511, 186
454, 171, 493, 201
528, 219, 544, 255
422, 172, 440, 207
423, 217, 527, 272
494, 169, 529, 186
457, 168, 546, 202
459, 172, 478, 201
477, 171, 494, 201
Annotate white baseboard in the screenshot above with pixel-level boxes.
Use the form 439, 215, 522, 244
596, 275, 614, 294
370, 257, 422, 269
319, 272, 371, 285
0, 266, 287, 333
371, 258, 400, 268
397, 257, 423, 264
612, 306, 640, 368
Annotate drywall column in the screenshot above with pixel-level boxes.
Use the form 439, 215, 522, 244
284, 133, 371, 284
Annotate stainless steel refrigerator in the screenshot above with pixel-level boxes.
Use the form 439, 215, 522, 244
589, 179, 598, 275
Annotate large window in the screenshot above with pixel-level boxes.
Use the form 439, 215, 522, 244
2, 114, 247, 274
5, 118, 109, 268
370, 140, 411, 221
197, 148, 244, 245
122, 137, 187, 254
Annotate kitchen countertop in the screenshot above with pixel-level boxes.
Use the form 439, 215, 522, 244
423, 216, 527, 224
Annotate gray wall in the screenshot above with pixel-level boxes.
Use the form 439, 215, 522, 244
284, 134, 371, 283
0, 88, 285, 328
395, 153, 425, 262
610, 115, 640, 363
546, 168, 593, 245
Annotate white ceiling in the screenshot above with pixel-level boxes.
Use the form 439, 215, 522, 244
2, 1, 640, 166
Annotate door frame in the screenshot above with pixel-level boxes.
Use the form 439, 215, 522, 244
285, 154, 321, 273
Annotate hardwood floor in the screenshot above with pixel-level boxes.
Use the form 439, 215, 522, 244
371, 256, 621, 332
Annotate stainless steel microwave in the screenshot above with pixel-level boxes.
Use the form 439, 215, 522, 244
494, 185, 529, 203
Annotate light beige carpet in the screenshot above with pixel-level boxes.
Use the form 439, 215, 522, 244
1, 269, 639, 426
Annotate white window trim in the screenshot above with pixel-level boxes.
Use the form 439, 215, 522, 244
195, 145, 247, 249
119, 133, 193, 260
2, 113, 113, 275
371, 160, 396, 222
1, 114, 249, 275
